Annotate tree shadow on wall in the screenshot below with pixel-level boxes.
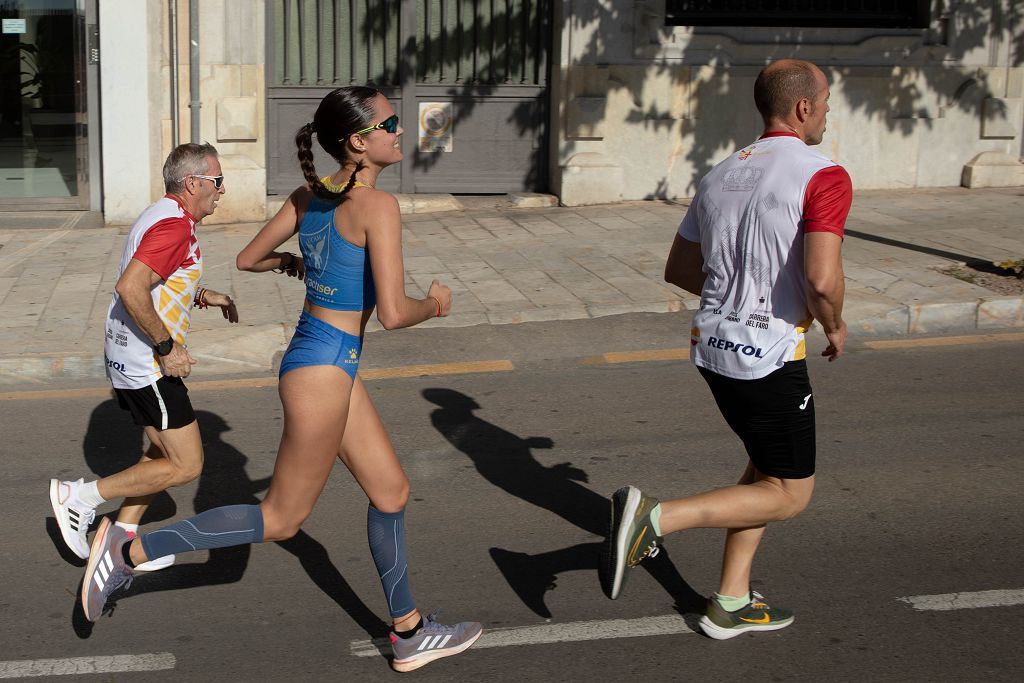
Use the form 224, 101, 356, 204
274, 2, 1020, 198
569, 0, 1022, 197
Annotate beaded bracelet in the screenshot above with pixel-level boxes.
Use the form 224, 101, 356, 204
194, 287, 208, 309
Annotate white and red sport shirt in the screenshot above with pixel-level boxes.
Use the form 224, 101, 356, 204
679, 132, 852, 380
104, 195, 203, 389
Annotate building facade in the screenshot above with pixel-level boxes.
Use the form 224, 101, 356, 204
555, 0, 1024, 205
0, 0, 1020, 221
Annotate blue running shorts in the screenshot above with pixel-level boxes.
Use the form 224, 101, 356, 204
279, 310, 362, 379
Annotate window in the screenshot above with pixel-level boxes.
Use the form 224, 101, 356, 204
665, 0, 931, 29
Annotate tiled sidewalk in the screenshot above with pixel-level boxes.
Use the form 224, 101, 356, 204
0, 186, 1021, 384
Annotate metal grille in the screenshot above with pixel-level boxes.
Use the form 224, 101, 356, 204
666, 0, 930, 28
417, 0, 548, 85
271, 0, 401, 86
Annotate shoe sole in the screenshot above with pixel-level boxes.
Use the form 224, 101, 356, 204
81, 516, 113, 622
698, 614, 795, 640
391, 628, 483, 673
134, 554, 175, 572
49, 479, 89, 559
608, 486, 641, 600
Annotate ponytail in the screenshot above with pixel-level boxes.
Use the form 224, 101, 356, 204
296, 87, 381, 203
295, 122, 349, 203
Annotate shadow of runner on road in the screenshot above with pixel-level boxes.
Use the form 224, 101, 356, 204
71, 405, 388, 641
422, 388, 705, 620
48, 396, 178, 568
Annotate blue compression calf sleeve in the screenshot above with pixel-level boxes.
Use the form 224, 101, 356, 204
367, 505, 415, 619
140, 504, 264, 560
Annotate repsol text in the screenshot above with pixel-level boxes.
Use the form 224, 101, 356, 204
707, 337, 764, 357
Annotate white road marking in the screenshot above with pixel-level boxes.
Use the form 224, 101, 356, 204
898, 588, 1024, 611
350, 614, 693, 657
0, 653, 175, 679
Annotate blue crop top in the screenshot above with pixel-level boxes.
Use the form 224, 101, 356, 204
297, 197, 376, 310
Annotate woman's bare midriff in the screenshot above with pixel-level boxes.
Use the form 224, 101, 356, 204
302, 299, 373, 338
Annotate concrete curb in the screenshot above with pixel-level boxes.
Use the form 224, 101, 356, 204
2, 295, 1020, 386
266, 193, 467, 218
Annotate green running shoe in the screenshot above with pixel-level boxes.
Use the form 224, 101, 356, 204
699, 591, 795, 640
605, 485, 663, 600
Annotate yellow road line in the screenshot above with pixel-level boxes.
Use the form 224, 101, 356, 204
361, 359, 514, 380
0, 360, 515, 401
581, 348, 689, 365
863, 332, 1024, 349
2, 329, 1019, 401
0, 386, 115, 402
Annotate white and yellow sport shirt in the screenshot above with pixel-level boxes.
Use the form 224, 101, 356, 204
104, 195, 203, 390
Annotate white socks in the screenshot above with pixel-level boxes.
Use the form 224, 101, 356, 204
76, 480, 106, 508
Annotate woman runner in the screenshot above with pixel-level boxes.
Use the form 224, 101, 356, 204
81, 86, 482, 673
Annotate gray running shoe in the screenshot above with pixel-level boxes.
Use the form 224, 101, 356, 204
606, 485, 663, 600
81, 517, 134, 622
390, 612, 483, 673
699, 591, 794, 640
49, 478, 95, 559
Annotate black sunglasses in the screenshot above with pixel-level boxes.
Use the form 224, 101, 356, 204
350, 114, 399, 137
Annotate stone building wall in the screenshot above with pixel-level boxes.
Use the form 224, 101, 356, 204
553, 1, 1024, 205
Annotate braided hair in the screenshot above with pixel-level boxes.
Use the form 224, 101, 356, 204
295, 86, 381, 202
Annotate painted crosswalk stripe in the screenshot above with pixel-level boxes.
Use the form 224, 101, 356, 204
898, 588, 1024, 611
350, 614, 692, 657
0, 653, 176, 679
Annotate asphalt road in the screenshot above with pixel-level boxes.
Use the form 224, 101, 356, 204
1, 313, 1022, 681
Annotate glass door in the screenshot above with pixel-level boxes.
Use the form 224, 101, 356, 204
0, 0, 87, 209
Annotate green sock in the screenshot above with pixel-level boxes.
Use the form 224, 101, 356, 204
714, 592, 752, 612
649, 503, 663, 536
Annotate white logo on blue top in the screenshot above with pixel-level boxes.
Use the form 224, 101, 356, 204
301, 223, 331, 278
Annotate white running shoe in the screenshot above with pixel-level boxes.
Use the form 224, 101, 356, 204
124, 531, 175, 572
49, 478, 95, 559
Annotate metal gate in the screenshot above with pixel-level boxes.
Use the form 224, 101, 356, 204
266, 0, 550, 195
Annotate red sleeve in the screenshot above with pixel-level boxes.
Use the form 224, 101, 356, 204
132, 217, 190, 280
803, 165, 852, 238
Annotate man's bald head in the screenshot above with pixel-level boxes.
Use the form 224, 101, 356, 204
754, 59, 824, 123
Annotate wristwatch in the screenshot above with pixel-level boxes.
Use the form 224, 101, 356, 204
154, 336, 174, 357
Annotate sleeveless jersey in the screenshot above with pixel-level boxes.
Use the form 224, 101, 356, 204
104, 196, 203, 389
679, 133, 851, 380
298, 196, 376, 311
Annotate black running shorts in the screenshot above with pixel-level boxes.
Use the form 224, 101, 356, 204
698, 360, 815, 479
114, 376, 196, 431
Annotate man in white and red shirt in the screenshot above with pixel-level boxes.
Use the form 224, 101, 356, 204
49, 143, 239, 569
607, 60, 851, 639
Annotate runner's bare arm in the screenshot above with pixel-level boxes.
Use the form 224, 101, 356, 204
236, 186, 308, 278
197, 289, 239, 323
664, 234, 706, 296
364, 191, 450, 329
115, 259, 195, 376
804, 231, 847, 361
116, 259, 176, 344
